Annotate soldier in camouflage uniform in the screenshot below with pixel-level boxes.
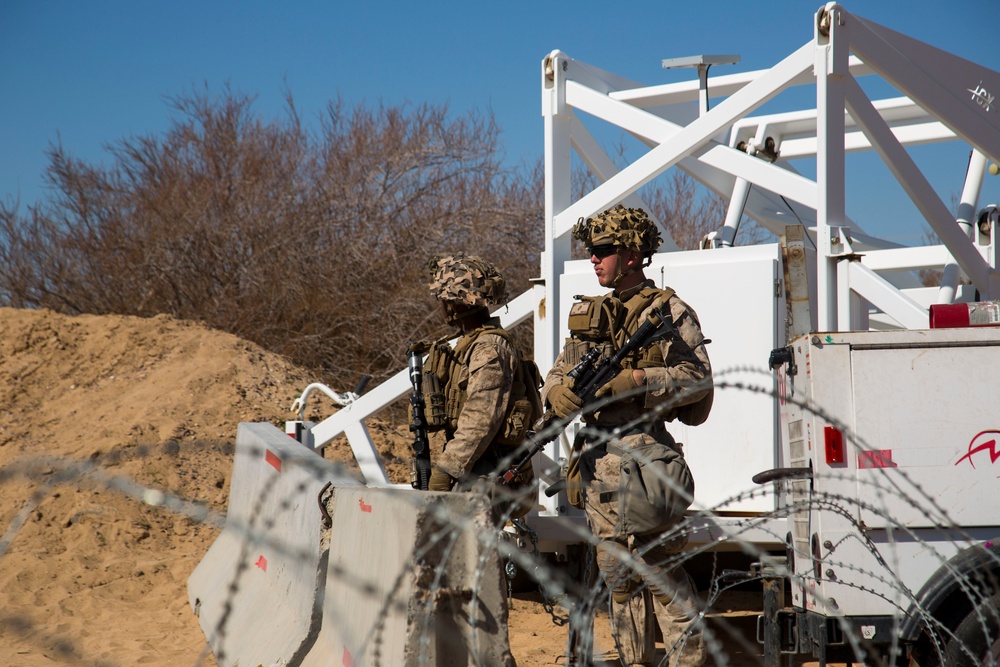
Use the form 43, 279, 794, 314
542, 206, 712, 667
425, 255, 535, 522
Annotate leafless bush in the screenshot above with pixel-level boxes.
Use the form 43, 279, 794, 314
0, 88, 543, 388
0, 87, 740, 390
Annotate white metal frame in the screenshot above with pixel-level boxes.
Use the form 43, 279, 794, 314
293, 4, 1000, 551
537, 2, 999, 363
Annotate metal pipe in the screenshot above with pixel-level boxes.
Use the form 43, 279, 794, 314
938, 150, 987, 304
718, 177, 752, 247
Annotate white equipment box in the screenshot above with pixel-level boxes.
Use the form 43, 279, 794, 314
775, 327, 1000, 616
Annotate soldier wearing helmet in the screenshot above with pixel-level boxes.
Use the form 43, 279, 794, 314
424, 255, 536, 523
542, 205, 713, 667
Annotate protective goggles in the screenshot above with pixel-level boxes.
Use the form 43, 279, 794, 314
587, 244, 618, 259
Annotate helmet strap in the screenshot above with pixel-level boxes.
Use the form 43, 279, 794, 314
611, 248, 643, 288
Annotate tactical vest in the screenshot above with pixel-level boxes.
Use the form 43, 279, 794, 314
422, 324, 543, 448
563, 286, 672, 370
564, 285, 713, 426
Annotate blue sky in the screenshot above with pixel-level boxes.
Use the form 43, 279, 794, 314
2, 1, 999, 245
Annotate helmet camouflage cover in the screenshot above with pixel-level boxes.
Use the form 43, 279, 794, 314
428, 255, 508, 308
572, 204, 663, 256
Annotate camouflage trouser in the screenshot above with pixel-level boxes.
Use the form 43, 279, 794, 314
581, 430, 704, 667
595, 537, 705, 667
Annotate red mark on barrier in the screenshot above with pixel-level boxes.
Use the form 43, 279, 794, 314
359, 498, 372, 513
255, 555, 267, 572
265, 449, 282, 472
955, 431, 1000, 469
342, 646, 353, 666
858, 450, 896, 469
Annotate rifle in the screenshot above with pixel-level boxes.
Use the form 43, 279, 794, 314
501, 303, 679, 485
407, 342, 432, 490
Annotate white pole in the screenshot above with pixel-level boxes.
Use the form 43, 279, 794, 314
815, 4, 848, 332
938, 150, 987, 304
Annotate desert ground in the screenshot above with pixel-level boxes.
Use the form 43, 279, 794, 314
0, 307, 778, 667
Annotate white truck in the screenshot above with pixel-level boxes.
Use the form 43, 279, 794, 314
193, 3, 1000, 665
762, 323, 1000, 665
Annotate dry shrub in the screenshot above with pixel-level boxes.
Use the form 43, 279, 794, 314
0, 87, 732, 391
0, 88, 543, 389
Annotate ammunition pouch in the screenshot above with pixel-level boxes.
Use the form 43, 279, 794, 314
422, 370, 447, 429
495, 392, 533, 447
567, 294, 624, 342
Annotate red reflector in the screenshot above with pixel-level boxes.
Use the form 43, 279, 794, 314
929, 301, 1000, 328
824, 426, 845, 465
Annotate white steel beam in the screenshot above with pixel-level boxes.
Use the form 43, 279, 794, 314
541, 51, 575, 376
553, 42, 816, 238
859, 245, 959, 272
939, 150, 987, 303
565, 80, 821, 231
845, 9, 1000, 164
843, 260, 929, 330
567, 79, 821, 212
844, 76, 992, 292
614, 56, 874, 109
837, 261, 869, 331
778, 121, 953, 159
731, 97, 957, 160
815, 5, 849, 331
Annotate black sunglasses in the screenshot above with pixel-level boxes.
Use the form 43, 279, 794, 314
587, 244, 617, 259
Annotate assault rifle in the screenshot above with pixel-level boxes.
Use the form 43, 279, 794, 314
407, 342, 432, 490
501, 303, 679, 485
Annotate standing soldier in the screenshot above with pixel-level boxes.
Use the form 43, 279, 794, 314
422, 254, 538, 523
542, 206, 713, 667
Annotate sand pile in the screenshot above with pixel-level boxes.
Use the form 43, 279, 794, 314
0, 307, 603, 667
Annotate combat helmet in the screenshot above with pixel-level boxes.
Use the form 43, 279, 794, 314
428, 255, 508, 308
572, 204, 663, 259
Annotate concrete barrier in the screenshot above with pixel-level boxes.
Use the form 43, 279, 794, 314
188, 422, 354, 667
300, 486, 515, 667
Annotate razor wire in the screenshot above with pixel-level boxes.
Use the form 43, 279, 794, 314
1, 369, 999, 666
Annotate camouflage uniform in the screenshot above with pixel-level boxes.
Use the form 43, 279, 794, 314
542, 206, 712, 667
427, 255, 534, 521
435, 326, 518, 481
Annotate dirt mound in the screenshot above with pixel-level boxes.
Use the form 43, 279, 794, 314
0, 307, 400, 666
2, 308, 745, 667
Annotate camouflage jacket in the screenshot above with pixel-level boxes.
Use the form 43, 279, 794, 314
436, 320, 518, 479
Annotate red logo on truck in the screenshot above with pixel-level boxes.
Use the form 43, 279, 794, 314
955, 430, 1000, 469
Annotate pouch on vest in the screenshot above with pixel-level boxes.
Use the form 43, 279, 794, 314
563, 337, 612, 368
567, 295, 624, 342
495, 357, 544, 449
422, 370, 447, 429
405, 341, 449, 431
423, 341, 453, 430
616, 442, 694, 537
